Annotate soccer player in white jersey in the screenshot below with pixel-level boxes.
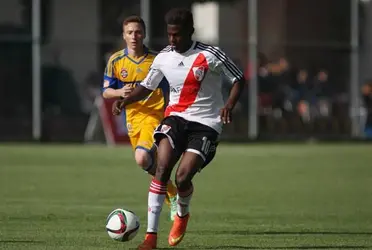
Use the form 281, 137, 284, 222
113, 8, 245, 250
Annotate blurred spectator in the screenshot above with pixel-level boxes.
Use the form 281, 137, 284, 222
294, 69, 311, 121
42, 65, 82, 115
362, 81, 372, 138
256, 53, 274, 114
295, 69, 332, 122
271, 57, 297, 118
310, 70, 331, 117
81, 72, 102, 113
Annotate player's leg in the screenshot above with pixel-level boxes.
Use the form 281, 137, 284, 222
167, 151, 202, 247
134, 146, 156, 175
135, 124, 178, 221
138, 117, 185, 250
168, 124, 218, 247
129, 134, 156, 176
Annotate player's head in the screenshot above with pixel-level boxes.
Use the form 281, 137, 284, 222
122, 15, 146, 50
165, 8, 194, 52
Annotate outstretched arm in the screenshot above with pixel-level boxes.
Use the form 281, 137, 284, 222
112, 65, 165, 115
112, 86, 152, 115
122, 86, 152, 106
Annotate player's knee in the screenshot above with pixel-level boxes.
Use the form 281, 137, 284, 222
155, 164, 170, 177
155, 153, 172, 175
175, 168, 192, 191
155, 162, 174, 182
134, 149, 152, 170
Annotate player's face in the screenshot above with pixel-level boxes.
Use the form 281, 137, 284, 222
167, 24, 191, 52
123, 22, 145, 50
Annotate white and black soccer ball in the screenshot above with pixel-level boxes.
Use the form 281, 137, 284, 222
106, 208, 140, 242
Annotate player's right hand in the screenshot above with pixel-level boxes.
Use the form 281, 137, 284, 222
220, 106, 233, 124
118, 85, 133, 98
112, 100, 124, 116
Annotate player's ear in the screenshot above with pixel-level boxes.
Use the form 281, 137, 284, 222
122, 32, 125, 40
190, 27, 195, 37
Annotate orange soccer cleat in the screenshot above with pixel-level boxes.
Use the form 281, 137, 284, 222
137, 233, 157, 250
168, 213, 190, 246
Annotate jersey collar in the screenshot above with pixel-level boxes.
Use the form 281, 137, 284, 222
123, 46, 149, 65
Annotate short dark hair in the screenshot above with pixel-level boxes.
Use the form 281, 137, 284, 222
123, 15, 146, 34
165, 8, 194, 31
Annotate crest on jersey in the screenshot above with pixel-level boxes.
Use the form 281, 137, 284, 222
192, 66, 206, 82
127, 123, 132, 132
120, 68, 128, 78
103, 80, 109, 88
160, 124, 171, 134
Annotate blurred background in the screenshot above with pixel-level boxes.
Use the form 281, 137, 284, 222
1, 0, 372, 143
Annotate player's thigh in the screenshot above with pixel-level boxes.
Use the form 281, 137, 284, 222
186, 123, 219, 171
153, 116, 188, 159
136, 123, 157, 152
129, 135, 139, 151
134, 123, 158, 165
176, 150, 205, 185
128, 135, 148, 167
152, 116, 188, 172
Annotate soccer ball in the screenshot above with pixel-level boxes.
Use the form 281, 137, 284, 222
106, 208, 140, 242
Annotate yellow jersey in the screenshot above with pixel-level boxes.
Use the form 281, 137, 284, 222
103, 47, 168, 136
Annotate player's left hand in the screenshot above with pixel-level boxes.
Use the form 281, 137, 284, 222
220, 106, 233, 124
119, 85, 133, 98
112, 100, 124, 116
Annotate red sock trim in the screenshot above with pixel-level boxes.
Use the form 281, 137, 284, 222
152, 178, 166, 186
149, 179, 167, 194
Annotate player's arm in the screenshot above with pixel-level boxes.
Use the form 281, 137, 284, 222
120, 66, 165, 107
212, 48, 245, 123
103, 86, 132, 99
225, 74, 246, 111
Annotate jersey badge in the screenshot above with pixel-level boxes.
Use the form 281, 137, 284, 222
120, 68, 128, 78
127, 123, 132, 132
160, 124, 171, 134
192, 66, 206, 81
103, 80, 109, 88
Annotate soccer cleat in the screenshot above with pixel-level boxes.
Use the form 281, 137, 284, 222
137, 233, 157, 250
165, 181, 178, 221
165, 194, 171, 207
169, 196, 177, 221
168, 213, 190, 246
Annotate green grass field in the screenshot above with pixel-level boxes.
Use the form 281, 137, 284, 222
1, 143, 372, 250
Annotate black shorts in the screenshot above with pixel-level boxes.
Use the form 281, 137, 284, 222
153, 116, 219, 169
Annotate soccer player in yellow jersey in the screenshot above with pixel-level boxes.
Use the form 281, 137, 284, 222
102, 16, 177, 221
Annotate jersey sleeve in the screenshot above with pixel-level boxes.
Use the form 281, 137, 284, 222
210, 47, 244, 84
140, 55, 165, 90
102, 55, 119, 91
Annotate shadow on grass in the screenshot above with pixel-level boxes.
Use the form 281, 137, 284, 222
0, 240, 45, 244
179, 230, 372, 249
189, 230, 372, 236
132, 245, 370, 250
189, 246, 370, 249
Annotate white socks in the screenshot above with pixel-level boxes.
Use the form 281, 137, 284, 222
177, 185, 194, 217
147, 179, 166, 233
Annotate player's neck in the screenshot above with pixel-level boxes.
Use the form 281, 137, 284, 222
126, 47, 145, 58
176, 40, 194, 53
